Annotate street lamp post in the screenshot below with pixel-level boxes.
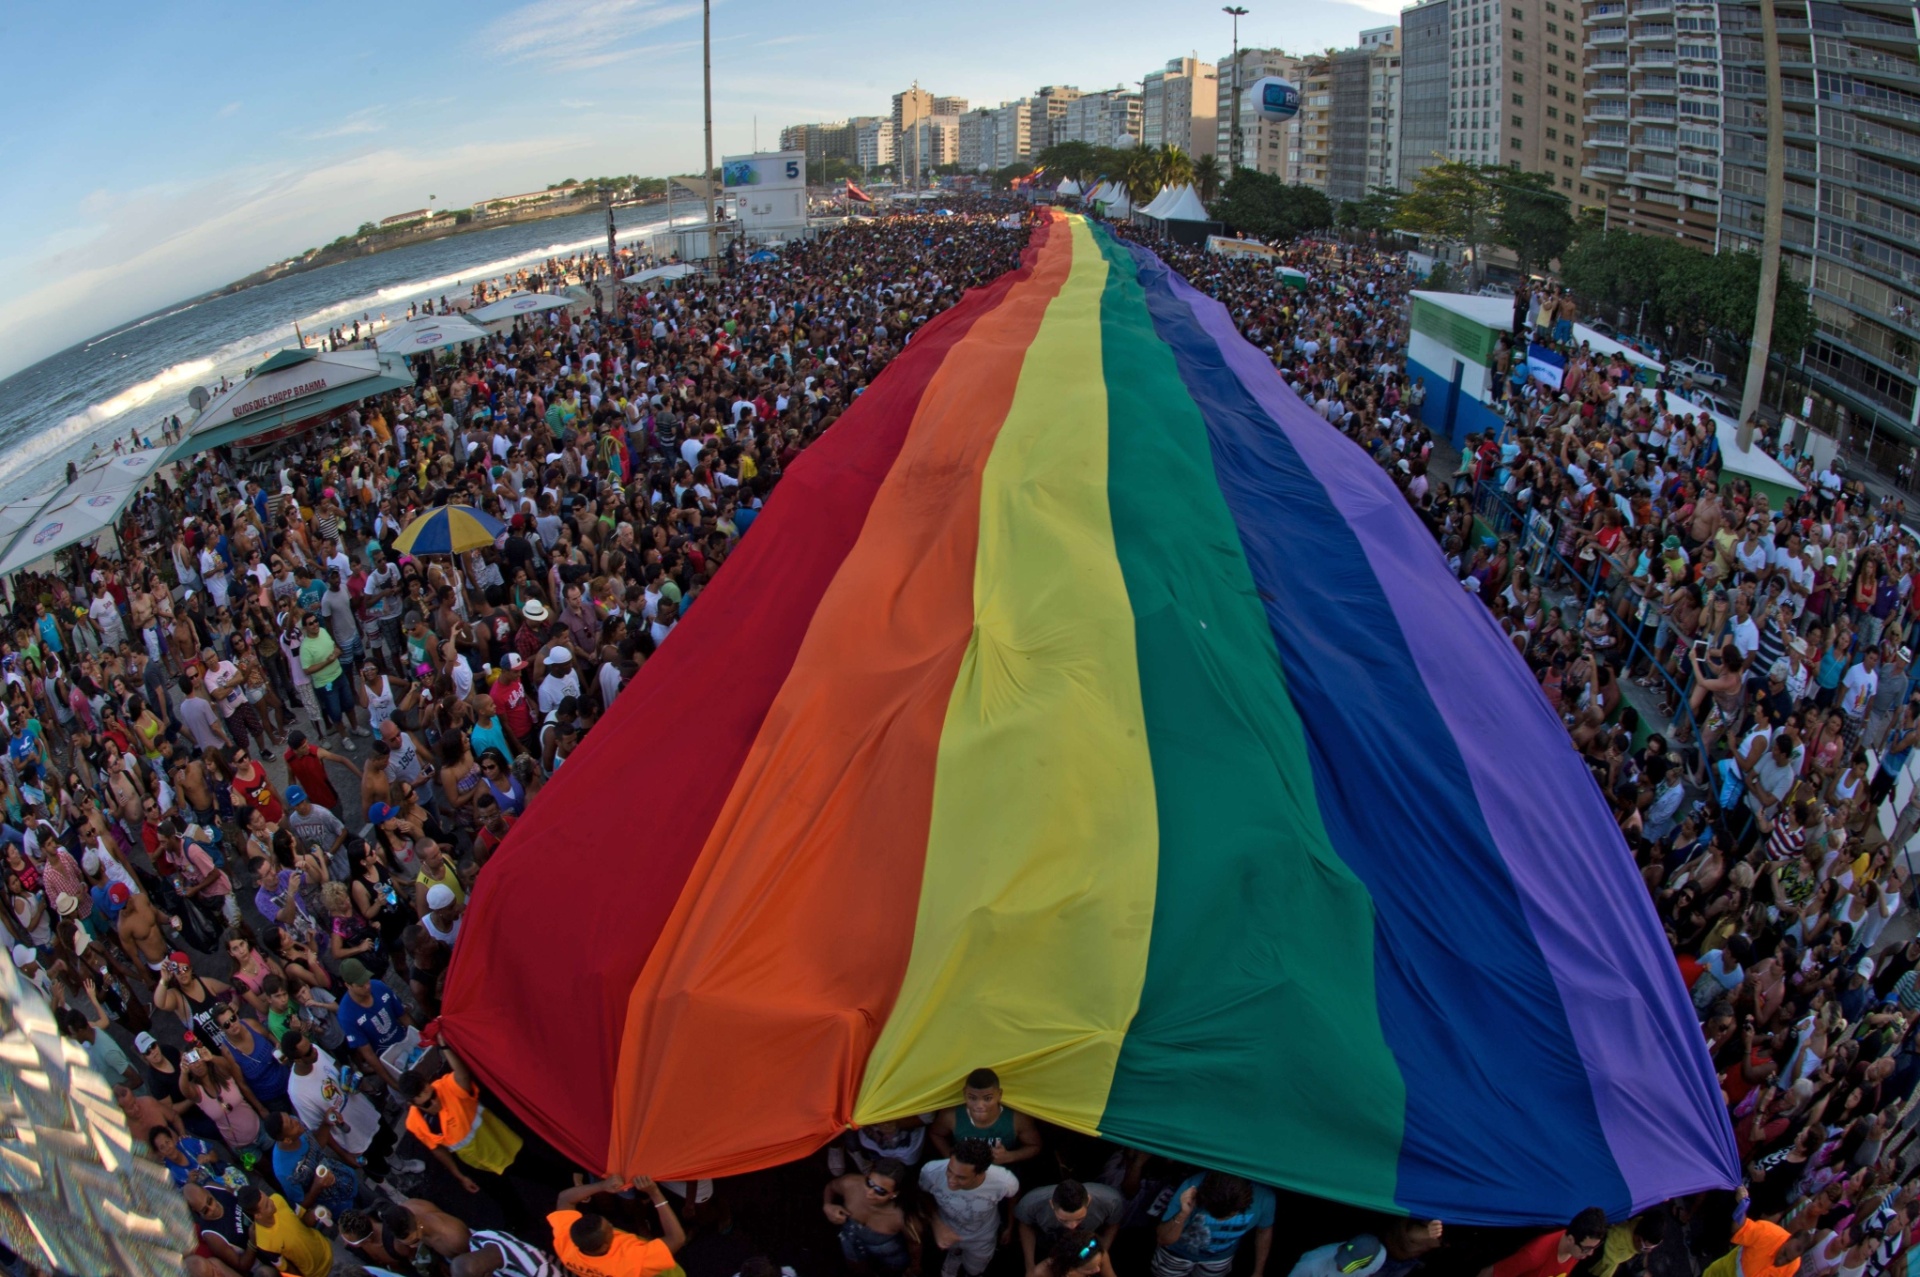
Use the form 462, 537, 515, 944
702, 0, 717, 271
1224, 6, 1249, 171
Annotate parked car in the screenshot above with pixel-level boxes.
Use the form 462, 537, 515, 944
1668, 357, 1729, 390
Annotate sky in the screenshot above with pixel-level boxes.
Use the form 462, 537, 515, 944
0, 0, 1398, 380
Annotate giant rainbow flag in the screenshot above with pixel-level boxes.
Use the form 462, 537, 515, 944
442, 212, 1738, 1227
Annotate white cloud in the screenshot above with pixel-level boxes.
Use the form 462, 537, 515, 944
217, 101, 242, 118
482, 0, 705, 68
301, 106, 386, 140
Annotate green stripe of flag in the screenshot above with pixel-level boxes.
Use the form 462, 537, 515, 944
1091, 225, 1408, 1212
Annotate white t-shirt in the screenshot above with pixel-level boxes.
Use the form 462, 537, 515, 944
288, 1046, 382, 1156
919, 1160, 1018, 1243
537, 668, 581, 715
1729, 615, 1760, 659
1843, 663, 1879, 717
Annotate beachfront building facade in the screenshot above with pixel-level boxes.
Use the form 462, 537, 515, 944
1329, 30, 1403, 201
893, 86, 934, 136
1576, 0, 1720, 245
1217, 48, 1309, 174
1058, 89, 1144, 150
1143, 57, 1220, 156
992, 99, 1038, 168
1291, 57, 1335, 190
960, 109, 996, 172
1400, 0, 1453, 189
1442, 0, 1593, 207
854, 117, 896, 172
901, 113, 962, 182
378, 208, 442, 228
1033, 86, 1086, 150
1715, 0, 1920, 435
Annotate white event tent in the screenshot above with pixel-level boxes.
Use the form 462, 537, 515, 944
470, 292, 577, 325
375, 312, 492, 353
0, 447, 171, 576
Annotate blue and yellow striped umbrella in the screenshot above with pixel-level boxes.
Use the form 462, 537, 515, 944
392, 504, 505, 556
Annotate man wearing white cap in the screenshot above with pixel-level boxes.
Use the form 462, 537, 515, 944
536, 646, 580, 716
10, 943, 49, 996
422, 882, 462, 947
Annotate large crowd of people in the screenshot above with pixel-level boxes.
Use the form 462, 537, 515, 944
1117, 223, 1920, 1277
3, 197, 1918, 1277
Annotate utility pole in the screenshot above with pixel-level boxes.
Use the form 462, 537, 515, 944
1737, 0, 1785, 440
1224, 7, 1249, 171
702, 0, 717, 272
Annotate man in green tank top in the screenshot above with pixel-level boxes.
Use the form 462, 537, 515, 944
928, 1067, 1043, 1169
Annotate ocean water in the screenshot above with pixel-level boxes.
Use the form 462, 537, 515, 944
0, 202, 690, 500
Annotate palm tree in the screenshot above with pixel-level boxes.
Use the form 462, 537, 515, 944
1156, 145, 1195, 193
1124, 147, 1164, 207
1193, 154, 1223, 205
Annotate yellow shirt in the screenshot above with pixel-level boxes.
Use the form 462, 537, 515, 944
256, 1193, 333, 1277
416, 860, 466, 905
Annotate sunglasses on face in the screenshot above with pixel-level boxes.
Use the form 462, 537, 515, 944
865, 1178, 895, 1198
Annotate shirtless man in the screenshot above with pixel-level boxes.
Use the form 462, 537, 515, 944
168, 743, 218, 826
112, 882, 170, 985
359, 749, 393, 820
825, 1158, 916, 1277
380, 1199, 471, 1264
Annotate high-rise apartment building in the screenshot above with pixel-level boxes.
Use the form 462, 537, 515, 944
780, 121, 854, 167
1217, 48, 1308, 174
893, 86, 934, 135
1718, 0, 1920, 430
1369, 32, 1406, 192
1292, 57, 1335, 188
1400, 0, 1452, 189
1330, 29, 1403, 200
854, 117, 895, 171
1576, 0, 1719, 243
901, 113, 961, 182
1442, 0, 1591, 205
1059, 89, 1144, 149
1034, 86, 1085, 150
959, 109, 995, 172
934, 96, 970, 116
1143, 57, 1220, 155
991, 99, 1037, 168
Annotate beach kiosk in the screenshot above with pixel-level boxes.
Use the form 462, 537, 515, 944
1407, 290, 1511, 449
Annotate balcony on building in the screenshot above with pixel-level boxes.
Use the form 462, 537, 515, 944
1587, 102, 1630, 122
1587, 149, 1628, 174
1587, 26, 1629, 44
1589, 123, 1630, 144
1633, 100, 1680, 122
1584, 2, 1626, 22
1833, 46, 1920, 90
1836, 79, 1920, 129
1590, 73, 1631, 94
1828, 116, 1920, 166
1637, 73, 1679, 94
1847, 17, 1919, 51
1590, 50, 1631, 67
1639, 125, 1680, 150
1631, 23, 1677, 41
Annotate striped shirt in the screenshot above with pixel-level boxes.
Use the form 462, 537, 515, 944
471, 1229, 565, 1277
